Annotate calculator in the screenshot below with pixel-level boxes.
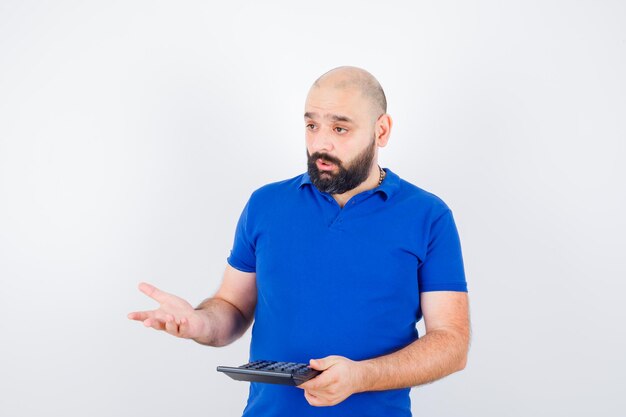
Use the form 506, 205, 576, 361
217, 360, 322, 386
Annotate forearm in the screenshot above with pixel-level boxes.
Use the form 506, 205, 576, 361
356, 328, 469, 392
191, 297, 251, 347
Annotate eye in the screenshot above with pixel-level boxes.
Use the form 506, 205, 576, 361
335, 127, 347, 133
306, 123, 316, 130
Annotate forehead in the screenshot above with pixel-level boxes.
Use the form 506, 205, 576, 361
304, 86, 369, 122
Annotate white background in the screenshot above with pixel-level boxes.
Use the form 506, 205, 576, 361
1, 1, 624, 416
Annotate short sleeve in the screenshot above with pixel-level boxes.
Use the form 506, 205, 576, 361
418, 209, 468, 292
226, 198, 256, 273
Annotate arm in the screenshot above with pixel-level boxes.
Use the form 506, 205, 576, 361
357, 290, 470, 391
192, 264, 257, 347
127, 264, 257, 347
297, 291, 470, 406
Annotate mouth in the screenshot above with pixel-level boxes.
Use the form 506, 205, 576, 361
316, 159, 336, 171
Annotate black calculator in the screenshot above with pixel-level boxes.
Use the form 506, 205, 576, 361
217, 360, 322, 386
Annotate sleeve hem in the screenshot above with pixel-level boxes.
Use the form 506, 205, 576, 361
226, 256, 256, 273
420, 282, 468, 292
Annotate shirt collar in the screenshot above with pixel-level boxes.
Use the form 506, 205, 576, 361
298, 167, 400, 201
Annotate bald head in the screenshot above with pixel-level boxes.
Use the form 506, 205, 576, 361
310, 66, 387, 122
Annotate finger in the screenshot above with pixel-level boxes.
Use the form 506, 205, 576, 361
299, 380, 317, 391
143, 317, 166, 331
310, 356, 340, 370
138, 282, 169, 303
149, 309, 167, 330
300, 372, 328, 391
142, 310, 170, 330
304, 390, 322, 407
127, 311, 154, 321
130, 309, 167, 322
298, 378, 317, 390
177, 316, 190, 337
164, 314, 181, 337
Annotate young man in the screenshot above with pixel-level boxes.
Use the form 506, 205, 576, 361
128, 66, 470, 417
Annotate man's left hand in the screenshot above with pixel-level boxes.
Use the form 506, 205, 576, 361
296, 355, 366, 407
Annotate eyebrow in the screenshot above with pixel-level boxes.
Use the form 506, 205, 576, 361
304, 112, 355, 124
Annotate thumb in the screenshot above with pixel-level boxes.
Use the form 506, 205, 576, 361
309, 356, 338, 371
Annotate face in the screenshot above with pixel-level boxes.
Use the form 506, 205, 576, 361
306, 132, 376, 194
304, 86, 379, 194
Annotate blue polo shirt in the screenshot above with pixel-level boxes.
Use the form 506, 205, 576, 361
226, 167, 468, 417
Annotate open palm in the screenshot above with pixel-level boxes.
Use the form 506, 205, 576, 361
127, 282, 207, 339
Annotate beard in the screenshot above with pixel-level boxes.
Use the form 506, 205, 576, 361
306, 134, 377, 194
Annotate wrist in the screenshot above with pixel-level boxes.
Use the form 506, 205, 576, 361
191, 307, 216, 345
354, 359, 377, 393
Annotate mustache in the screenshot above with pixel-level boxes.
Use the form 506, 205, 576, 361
309, 152, 341, 166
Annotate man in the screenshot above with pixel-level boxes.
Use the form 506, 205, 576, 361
128, 66, 470, 417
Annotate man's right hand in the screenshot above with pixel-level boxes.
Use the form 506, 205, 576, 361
127, 282, 211, 340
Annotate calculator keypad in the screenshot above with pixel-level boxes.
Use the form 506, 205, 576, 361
242, 360, 311, 373
217, 359, 321, 386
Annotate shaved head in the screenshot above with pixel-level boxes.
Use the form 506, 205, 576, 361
310, 66, 387, 123
304, 66, 393, 197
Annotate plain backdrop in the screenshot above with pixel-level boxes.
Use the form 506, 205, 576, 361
1, 1, 624, 416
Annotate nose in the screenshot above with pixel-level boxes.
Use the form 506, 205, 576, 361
308, 128, 335, 155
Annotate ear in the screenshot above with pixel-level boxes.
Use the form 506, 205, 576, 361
375, 114, 392, 148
